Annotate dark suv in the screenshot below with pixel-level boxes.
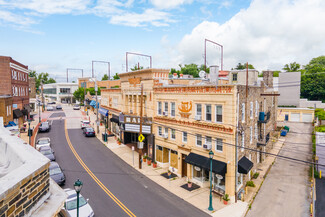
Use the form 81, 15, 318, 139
39, 121, 51, 132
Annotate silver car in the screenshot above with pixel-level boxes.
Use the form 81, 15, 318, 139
36, 137, 51, 150
63, 189, 94, 217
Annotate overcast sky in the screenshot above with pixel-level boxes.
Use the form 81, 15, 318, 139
0, 0, 324, 82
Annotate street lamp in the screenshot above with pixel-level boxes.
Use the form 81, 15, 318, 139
38, 101, 41, 123
74, 179, 83, 217
27, 119, 32, 145
208, 150, 214, 211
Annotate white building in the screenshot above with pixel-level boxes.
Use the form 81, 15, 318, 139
43, 83, 78, 103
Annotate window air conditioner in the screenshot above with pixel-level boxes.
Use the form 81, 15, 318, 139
163, 133, 168, 139
195, 115, 201, 120
163, 112, 168, 116
203, 144, 212, 149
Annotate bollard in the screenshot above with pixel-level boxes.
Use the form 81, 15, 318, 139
320, 170, 322, 179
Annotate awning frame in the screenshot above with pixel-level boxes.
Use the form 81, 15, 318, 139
238, 156, 254, 174
185, 153, 227, 176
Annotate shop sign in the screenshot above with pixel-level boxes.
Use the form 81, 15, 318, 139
194, 166, 201, 171
125, 124, 151, 134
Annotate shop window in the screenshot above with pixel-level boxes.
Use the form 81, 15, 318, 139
216, 138, 223, 152
237, 173, 243, 190
182, 132, 187, 143
193, 166, 203, 181
213, 173, 225, 193
215, 105, 222, 122
156, 145, 163, 162
170, 150, 178, 168
205, 104, 211, 121
196, 134, 202, 147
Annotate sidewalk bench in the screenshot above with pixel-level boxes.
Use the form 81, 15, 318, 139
212, 189, 224, 201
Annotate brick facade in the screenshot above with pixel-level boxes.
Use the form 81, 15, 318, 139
0, 165, 50, 217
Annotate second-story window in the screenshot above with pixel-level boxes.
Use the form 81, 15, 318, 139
250, 126, 253, 144
183, 132, 187, 143
233, 73, 238, 82
216, 138, 223, 152
196, 134, 202, 147
196, 104, 202, 117
157, 102, 162, 115
255, 101, 259, 117
255, 123, 258, 139
171, 129, 176, 140
206, 104, 212, 121
216, 105, 222, 122
164, 102, 168, 115
241, 131, 245, 151
171, 102, 175, 117
250, 102, 253, 119
242, 103, 245, 123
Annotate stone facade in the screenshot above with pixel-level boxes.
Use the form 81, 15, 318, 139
28, 77, 36, 99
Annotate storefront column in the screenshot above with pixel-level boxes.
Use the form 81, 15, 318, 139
225, 162, 236, 201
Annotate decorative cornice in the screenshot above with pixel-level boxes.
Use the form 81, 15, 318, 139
101, 88, 121, 93
153, 85, 233, 94
154, 116, 233, 134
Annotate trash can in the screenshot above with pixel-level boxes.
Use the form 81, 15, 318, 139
102, 133, 108, 142
280, 129, 288, 136
284, 126, 290, 132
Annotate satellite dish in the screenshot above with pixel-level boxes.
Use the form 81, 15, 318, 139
199, 70, 206, 78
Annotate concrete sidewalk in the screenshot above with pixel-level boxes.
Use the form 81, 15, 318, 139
83, 107, 286, 217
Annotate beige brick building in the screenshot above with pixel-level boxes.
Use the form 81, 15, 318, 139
100, 68, 277, 200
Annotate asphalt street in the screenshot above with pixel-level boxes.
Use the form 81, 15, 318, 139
316, 178, 325, 217
37, 109, 209, 217
246, 122, 312, 217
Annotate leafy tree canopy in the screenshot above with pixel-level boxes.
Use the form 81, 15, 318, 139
29, 71, 56, 90
130, 65, 144, 71
170, 64, 209, 78
102, 74, 109, 81
73, 87, 102, 102
234, 63, 255, 70
283, 62, 301, 72
304, 56, 325, 74
113, 73, 120, 80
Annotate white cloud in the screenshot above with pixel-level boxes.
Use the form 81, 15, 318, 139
110, 8, 175, 27
150, 0, 193, 9
0, 10, 36, 26
175, 0, 325, 70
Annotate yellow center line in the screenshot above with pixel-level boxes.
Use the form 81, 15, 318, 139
64, 120, 136, 217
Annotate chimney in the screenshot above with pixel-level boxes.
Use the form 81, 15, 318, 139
180, 74, 183, 78
263, 70, 273, 88
173, 73, 178, 79
209, 65, 219, 84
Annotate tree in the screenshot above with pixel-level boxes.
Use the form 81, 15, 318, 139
283, 62, 301, 72
300, 56, 325, 102
29, 70, 37, 78
130, 65, 144, 71
234, 63, 255, 70
102, 74, 109, 81
73, 87, 85, 102
258, 71, 280, 77
113, 73, 120, 80
29, 71, 56, 90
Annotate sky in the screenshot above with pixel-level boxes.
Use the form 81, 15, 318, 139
0, 0, 325, 82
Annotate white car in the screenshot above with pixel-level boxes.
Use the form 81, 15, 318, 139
73, 105, 80, 110
36, 137, 51, 150
63, 189, 94, 217
80, 120, 91, 129
47, 106, 54, 111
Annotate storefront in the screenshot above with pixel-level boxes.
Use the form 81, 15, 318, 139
99, 107, 109, 124
185, 153, 227, 187
13, 109, 24, 127
110, 115, 120, 135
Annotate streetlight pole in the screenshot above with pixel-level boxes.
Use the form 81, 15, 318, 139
38, 101, 41, 123
28, 119, 32, 145
208, 150, 214, 211
74, 179, 83, 217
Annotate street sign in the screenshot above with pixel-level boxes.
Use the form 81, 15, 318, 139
138, 134, 145, 142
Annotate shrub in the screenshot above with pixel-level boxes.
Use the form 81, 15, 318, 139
223, 194, 230, 201
253, 172, 259, 179
246, 181, 255, 187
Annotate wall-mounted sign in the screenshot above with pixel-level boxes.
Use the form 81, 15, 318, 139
128, 77, 141, 87
179, 101, 192, 118
194, 166, 201, 171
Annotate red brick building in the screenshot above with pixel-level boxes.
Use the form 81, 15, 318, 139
0, 56, 30, 127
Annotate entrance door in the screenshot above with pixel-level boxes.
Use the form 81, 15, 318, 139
285, 114, 289, 121
182, 154, 187, 177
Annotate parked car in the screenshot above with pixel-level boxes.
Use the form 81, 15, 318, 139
48, 101, 56, 104
73, 104, 80, 110
36, 137, 51, 150
39, 146, 55, 161
83, 127, 95, 137
50, 162, 66, 186
46, 106, 54, 111
39, 121, 51, 132
56, 104, 62, 110
63, 189, 94, 217
80, 120, 90, 129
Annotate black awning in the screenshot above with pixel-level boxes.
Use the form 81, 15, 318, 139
13, 109, 23, 119
21, 109, 28, 115
110, 117, 119, 124
185, 153, 227, 175
238, 156, 253, 174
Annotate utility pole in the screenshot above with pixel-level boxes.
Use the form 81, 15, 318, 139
41, 82, 44, 112
139, 84, 144, 169
235, 91, 239, 203
95, 80, 99, 134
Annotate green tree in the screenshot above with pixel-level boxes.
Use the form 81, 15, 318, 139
29, 70, 37, 78
30, 72, 56, 90
113, 73, 120, 80
258, 71, 280, 77
283, 62, 301, 72
87, 87, 101, 95
234, 63, 255, 70
300, 56, 325, 102
179, 64, 200, 77
130, 65, 144, 71
73, 87, 85, 102
102, 74, 109, 81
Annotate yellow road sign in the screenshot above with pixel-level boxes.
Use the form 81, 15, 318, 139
138, 134, 145, 142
